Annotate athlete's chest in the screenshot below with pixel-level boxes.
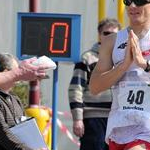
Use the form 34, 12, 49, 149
113, 31, 150, 66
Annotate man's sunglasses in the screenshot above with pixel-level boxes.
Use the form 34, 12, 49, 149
103, 31, 114, 36
123, 0, 150, 6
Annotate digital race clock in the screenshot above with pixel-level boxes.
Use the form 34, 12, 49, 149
17, 12, 81, 62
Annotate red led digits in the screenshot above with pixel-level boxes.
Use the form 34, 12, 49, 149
49, 22, 69, 54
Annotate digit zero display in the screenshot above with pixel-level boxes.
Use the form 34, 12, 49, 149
17, 13, 81, 62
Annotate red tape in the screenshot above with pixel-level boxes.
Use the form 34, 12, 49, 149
40, 106, 80, 147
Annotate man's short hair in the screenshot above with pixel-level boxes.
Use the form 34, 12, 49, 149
97, 18, 121, 34
0, 53, 17, 72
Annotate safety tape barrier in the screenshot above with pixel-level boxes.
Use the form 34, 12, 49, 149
40, 106, 80, 147
57, 118, 80, 147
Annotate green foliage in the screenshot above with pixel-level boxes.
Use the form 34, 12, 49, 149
11, 81, 29, 108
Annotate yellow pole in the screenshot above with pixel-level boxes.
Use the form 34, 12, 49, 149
117, 0, 125, 27
98, 0, 106, 22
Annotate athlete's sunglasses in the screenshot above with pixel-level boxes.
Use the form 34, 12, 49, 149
123, 0, 150, 6
102, 31, 114, 36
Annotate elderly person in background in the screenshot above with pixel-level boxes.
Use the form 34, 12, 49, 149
0, 53, 48, 150
0, 55, 48, 90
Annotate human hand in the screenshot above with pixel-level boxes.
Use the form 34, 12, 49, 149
73, 120, 84, 137
14, 57, 50, 81
130, 30, 146, 68
122, 31, 133, 69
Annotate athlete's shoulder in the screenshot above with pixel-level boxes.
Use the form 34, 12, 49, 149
102, 28, 128, 50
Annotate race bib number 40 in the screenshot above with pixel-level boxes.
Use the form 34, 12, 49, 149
118, 81, 150, 112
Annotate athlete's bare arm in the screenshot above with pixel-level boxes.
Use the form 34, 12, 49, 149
89, 32, 134, 95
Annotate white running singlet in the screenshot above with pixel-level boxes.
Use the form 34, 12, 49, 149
106, 28, 150, 144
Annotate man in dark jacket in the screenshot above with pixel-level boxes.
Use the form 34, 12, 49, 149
0, 53, 47, 150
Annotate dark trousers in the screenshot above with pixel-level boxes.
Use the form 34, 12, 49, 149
80, 118, 108, 150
